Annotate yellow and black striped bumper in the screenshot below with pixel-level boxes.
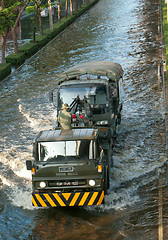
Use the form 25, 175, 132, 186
32, 191, 104, 207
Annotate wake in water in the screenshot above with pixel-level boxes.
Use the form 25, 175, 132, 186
0, 77, 167, 211
0, 98, 57, 210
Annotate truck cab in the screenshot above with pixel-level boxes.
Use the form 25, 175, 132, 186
26, 128, 112, 207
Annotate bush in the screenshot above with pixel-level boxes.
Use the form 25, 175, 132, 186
0, 63, 11, 81
5, 52, 25, 65
18, 42, 39, 57
30, 35, 49, 48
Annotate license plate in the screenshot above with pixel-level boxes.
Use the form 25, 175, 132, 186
59, 167, 73, 172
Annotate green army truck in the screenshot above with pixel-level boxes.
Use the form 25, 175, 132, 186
26, 61, 124, 207
50, 61, 124, 139
26, 128, 112, 207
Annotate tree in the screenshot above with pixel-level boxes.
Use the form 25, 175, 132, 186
35, 0, 43, 35
70, 0, 72, 15
64, 0, 67, 18
12, 0, 30, 53
48, 0, 53, 30
26, 0, 45, 43
0, 0, 21, 63
75, 0, 78, 12
57, 0, 60, 23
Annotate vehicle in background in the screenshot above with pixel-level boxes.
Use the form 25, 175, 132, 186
50, 61, 124, 140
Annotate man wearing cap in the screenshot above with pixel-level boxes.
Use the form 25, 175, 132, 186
58, 103, 72, 130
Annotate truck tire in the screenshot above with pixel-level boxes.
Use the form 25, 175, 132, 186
117, 113, 121, 125
104, 165, 109, 195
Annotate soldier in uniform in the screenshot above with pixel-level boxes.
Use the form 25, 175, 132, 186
58, 103, 72, 130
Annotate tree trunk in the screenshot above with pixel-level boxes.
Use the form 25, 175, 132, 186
12, 26, 18, 54
58, 1, 61, 23
70, 0, 73, 16
75, 0, 78, 12
38, 7, 43, 35
48, 0, 53, 30
33, 13, 38, 43
35, 0, 43, 35
13, 0, 30, 54
1, 32, 8, 63
65, 0, 68, 18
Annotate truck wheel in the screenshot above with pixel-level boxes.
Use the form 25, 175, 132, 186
117, 113, 121, 125
104, 166, 109, 195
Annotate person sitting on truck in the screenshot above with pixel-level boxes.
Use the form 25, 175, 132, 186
58, 103, 72, 130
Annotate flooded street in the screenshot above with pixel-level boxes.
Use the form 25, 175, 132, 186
0, 0, 168, 239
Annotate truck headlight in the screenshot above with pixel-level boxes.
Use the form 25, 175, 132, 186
96, 120, 108, 125
39, 181, 46, 188
89, 180, 96, 186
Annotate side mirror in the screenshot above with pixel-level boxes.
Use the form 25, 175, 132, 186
26, 160, 32, 170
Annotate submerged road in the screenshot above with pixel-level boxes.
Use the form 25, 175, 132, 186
0, 0, 168, 239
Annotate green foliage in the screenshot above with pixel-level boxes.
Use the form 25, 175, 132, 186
30, 34, 49, 47
0, 0, 99, 80
5, 52, 25, 65
0, 1, 21, 35
0, 63, 11, 81
18, 42, 39, 56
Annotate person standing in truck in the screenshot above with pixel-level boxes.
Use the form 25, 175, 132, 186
58, 103, 72, 130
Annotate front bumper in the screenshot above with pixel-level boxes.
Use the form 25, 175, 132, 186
32, 190, 104, 207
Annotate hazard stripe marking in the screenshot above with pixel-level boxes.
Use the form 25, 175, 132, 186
40, 194, 51, 207
93, 191, 101, 205
69, 193, 80, 206
79, 192, 90, 206
32, 191, 104, 207
32, 194, 41, 207
49, 193, 62, 206
75, 192, 85, 206
61, 192, 74, 205
35, 194, 47, 207
82, 192, 93, 205
32, 195, 38, 207
88, 192, 98, 205
97, 191, 104, 205
44, 194, 57, 207
53, 193, 66, 206
62, 193, 71, 201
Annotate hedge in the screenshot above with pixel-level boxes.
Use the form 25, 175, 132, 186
0, 63, 11, 81
5, 52, 25, 65
18, 42, 39, 57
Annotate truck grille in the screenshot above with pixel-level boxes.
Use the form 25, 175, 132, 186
48, 180, 86, 187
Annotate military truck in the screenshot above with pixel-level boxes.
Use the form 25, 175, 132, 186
26, 127, 112, 207
26, 61, 124, 207
50, 61, 124, 139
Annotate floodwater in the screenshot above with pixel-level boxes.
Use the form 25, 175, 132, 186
0, 0, 168, 239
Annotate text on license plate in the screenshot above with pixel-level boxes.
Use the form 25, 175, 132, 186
59, 167, 73, 172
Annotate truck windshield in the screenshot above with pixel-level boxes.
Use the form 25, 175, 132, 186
38, 140, 99, 161
58, 85, 108, 114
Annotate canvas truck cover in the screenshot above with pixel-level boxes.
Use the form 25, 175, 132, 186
35, 128, 98, 142
57, 61, 124, 84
